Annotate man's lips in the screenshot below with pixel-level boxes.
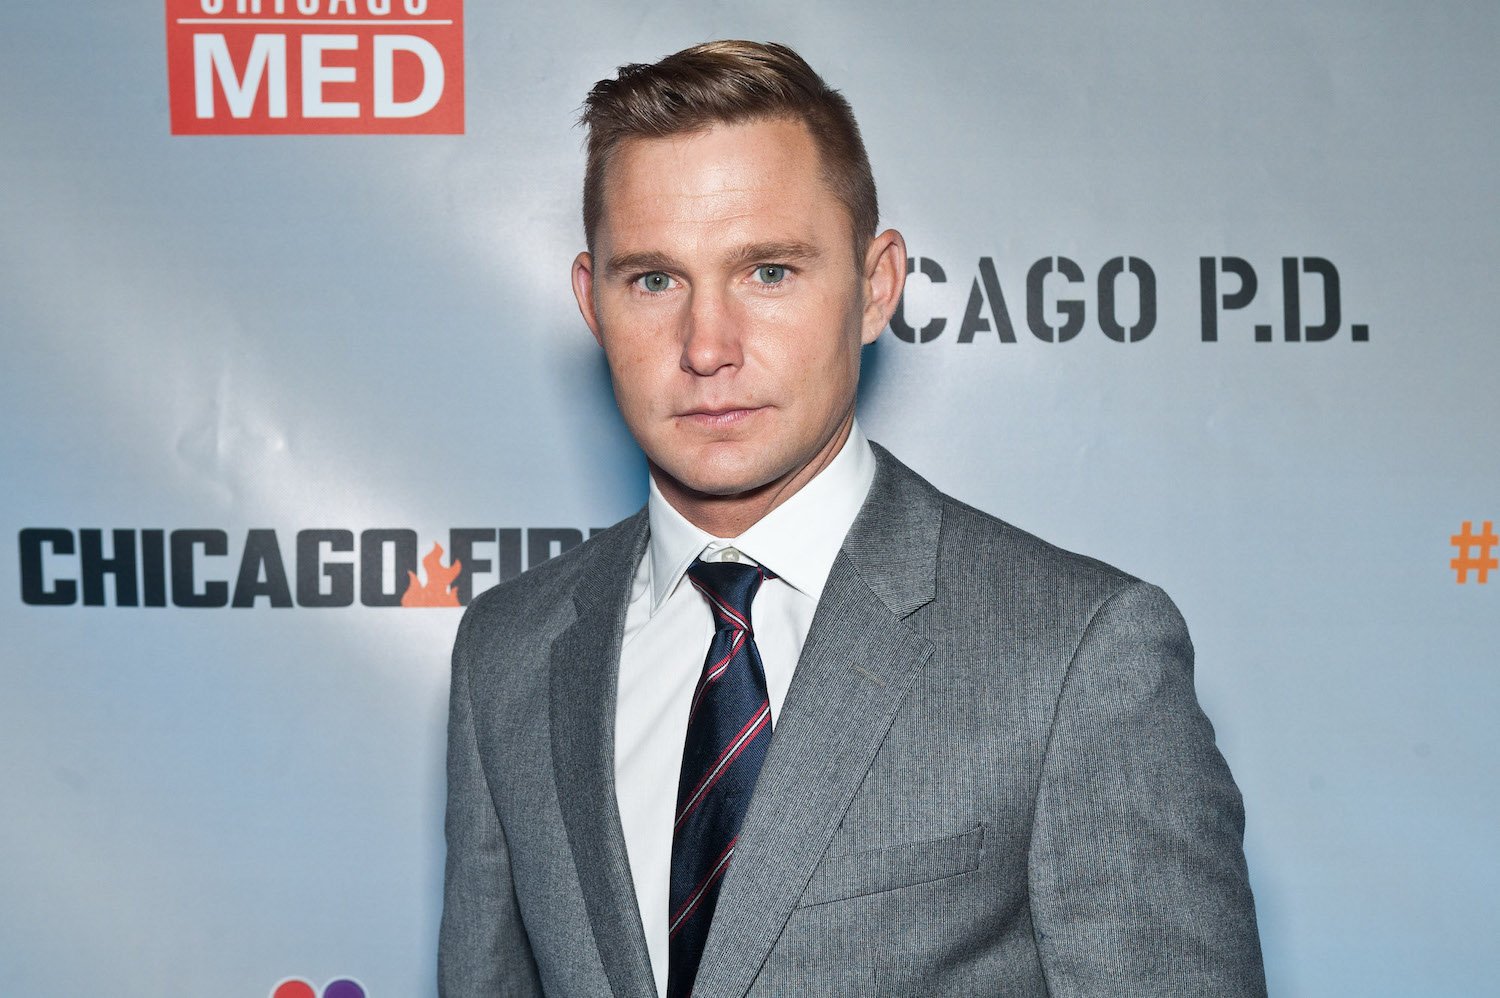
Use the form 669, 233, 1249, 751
674, 405, 769, 426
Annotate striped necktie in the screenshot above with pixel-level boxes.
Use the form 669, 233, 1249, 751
667, 557, 774, 998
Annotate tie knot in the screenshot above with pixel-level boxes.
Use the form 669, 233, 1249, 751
686, 558, 769, 633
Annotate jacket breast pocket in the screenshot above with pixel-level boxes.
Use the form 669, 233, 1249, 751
795, 824, 985, 908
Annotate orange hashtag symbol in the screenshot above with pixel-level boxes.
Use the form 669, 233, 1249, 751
1450, 520, 1498, 584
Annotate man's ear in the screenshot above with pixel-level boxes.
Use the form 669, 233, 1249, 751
860, 229, 907, 345
572, 251, 604, 346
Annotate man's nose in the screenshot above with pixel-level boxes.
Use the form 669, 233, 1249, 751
680, 289, 743, 376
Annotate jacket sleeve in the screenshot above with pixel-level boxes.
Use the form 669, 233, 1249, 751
438, 605, 544, 997
1027, 581, 1267, 996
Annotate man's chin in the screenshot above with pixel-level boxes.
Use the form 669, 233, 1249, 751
668, 471, 777, 501
648, 455, 783, 503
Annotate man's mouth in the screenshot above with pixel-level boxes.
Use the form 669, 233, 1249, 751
676, 405, 769, 427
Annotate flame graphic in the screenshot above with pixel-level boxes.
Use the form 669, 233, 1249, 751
402, 542, 462, 607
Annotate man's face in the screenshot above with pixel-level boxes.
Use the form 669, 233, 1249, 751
572, 117, 902, 516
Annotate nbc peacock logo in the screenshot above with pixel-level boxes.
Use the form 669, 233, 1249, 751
270, 978, 366, 998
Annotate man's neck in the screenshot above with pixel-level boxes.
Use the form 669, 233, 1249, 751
651, 416, 856, 537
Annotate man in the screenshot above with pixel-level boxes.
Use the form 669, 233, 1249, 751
440, 40, 1265, 997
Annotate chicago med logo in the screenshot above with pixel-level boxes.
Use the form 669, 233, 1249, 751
892, 254, 1369, 344
165, 0, 464, 135
17, 527, 598, 609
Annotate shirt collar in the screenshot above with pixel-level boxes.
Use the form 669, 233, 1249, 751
645, 421, 876, 613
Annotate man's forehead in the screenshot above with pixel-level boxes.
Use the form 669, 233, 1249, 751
605, 119, 818, 198
608, 115, 815, 168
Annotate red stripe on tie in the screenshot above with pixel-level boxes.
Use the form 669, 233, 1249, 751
674, 702, 771, 828
686, 630, 747, 721
702, 630, 746, 685
669, 836, 738, 937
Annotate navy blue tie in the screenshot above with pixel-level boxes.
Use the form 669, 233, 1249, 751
667, 558, 774, 998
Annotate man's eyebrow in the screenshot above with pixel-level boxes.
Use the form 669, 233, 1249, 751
725, 241, 821, 268
603, 241, 822, 280
604, 250, 682, 279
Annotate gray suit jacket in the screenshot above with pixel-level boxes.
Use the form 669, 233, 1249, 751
440, 444, 1266, 996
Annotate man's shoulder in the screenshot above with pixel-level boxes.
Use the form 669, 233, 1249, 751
936, 489, 1138, 592
870, 453, 1184, 660
868, 444, 1144, 611
872, 444, 1132, 575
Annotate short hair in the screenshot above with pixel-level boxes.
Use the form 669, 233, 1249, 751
579, 40, 878, 257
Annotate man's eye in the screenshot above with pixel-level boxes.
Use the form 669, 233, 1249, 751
636, 272, 673, 293
754, 264, 787, 285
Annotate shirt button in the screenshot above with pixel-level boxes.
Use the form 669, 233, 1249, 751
721, 548, 740, 562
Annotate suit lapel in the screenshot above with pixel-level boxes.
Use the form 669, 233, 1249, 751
548, 512, 659, 997
691, 446, 943, 998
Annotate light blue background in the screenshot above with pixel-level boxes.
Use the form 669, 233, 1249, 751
3, 3, 1497, 995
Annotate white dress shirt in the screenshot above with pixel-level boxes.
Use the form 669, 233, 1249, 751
614, 423, 877, 997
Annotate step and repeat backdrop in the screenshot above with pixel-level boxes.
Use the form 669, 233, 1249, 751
3, 3, 1496, 996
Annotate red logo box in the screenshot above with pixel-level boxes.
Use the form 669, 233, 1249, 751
165, 0, 464, 135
